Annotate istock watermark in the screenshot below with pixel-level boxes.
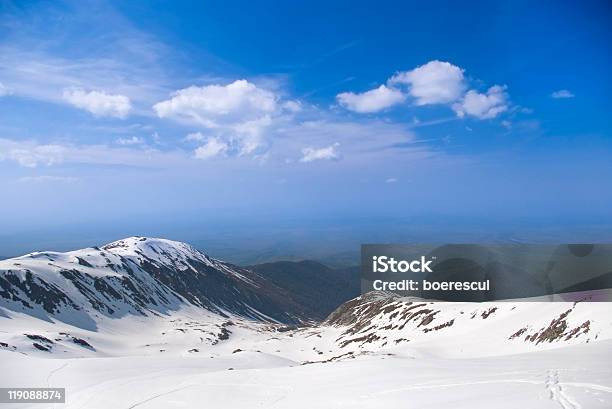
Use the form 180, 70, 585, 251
361, 244, 612, 302
372, 256, 434, 273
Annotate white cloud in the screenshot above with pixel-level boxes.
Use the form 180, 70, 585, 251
154, 80, 281, 156
153, 80, 277, 126
385, 177, 398, 183
452, 85, 509, 119
0, 82, 11, 96
115, 136, 144, 145
336, 85, 405, 113
194, 137, 228, 160
17, 175, 78, 183
337, 60, 511, 122
551, 89, 575, 99
63, 88, 132, 118
389, 60, 465, 105
300, 143, 340, 163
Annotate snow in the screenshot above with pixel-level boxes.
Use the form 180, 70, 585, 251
102, 237, 214, 268
1, 298, 611, 408
1, 337, 611, 409
101, 236, 258, 285
1, 237, 612, 408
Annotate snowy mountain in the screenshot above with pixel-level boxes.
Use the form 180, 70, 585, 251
0, 236, 309, 328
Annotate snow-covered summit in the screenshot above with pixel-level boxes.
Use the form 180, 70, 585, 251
0, 237, 306, 328
102, 236, 215, 269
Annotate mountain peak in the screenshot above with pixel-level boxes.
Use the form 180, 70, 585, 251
101, 236, 215, 270
103, 236, 196, 254
0, 236, 309, 327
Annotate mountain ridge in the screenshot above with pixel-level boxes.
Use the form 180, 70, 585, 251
0, 236, 312, 328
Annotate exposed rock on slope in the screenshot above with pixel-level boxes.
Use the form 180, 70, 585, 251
0, 237, 308, 327
324, 291, 609, 355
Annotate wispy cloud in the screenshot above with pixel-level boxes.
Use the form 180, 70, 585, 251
0, 82, 11, 97
0, 139, 66, 167
551, 89, 575, 99
0, 47, 166, 113
184, 132, 206, 142
115, 136, 144, 145
17, 175, 79, 183
0, 1, 178, 115
0, 138, 184, 169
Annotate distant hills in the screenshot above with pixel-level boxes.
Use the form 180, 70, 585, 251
249, 260, 360, 320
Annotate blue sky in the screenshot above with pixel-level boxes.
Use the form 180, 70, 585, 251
0, 0, 611, 258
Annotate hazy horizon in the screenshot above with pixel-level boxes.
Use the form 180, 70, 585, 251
3, 215, 612, 267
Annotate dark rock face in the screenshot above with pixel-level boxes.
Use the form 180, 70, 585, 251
137, 256, 306, 323
71, 337, 94, 349
32, 343, 50, 351
24, 334, 53, 343
0, 270, 79, 313
522, 307, 591, 344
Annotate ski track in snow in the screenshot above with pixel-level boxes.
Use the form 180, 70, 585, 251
127, 384, 200, 409
546, 370, 581, 409
46, 363, 69, 387
562, 382, 612, 393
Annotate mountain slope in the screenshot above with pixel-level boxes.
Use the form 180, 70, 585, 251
248, 260, 360, 320
0, 237, 308, 328
324, 291, 612, 357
